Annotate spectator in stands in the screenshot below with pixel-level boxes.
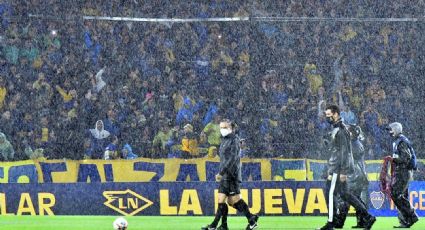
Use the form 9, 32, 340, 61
140, 126, 154, 157
0, 132, 14, 161
304, 63, 323, 96
176, 97, 194, 125
91, 68, 106, 93
181, 124, 199, 158
0, 77, 7, 110
34, 116, 56, 153
88, 120, 110, 159
104, 136, 119, 160
202, 115, 221, 148
365, 79, 386, 104
17, 112, 35, 143
340, 104, 357, 125
103, 109, 120, 137
24, 143, 45, 160
361, 103, 384, 157
122, 144, 138, 160
32, 73, 53, 110
271, 81, 289, 108
0, 111, 14, 138
55, 81, 77, 111
152, 122, 173, 157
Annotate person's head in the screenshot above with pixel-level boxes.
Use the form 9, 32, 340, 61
96, 120, 104, 130
348, 124, 363, 141
344, 105, 351, 112
386, 122, 403, 138
37, 73, 45, 81
24, 113, 32, 121
40, 117, 48, 126
107, 109, 116, 119
112, 136, 119, 144
207, 146, 218, 158
183, 124, 193, 134
213, 114, 221, 124
122, 148, 128, 157
325, 105, 340, 125
219, 119, 236, 137
2, 111, 11, 120
69, 89, 77, 98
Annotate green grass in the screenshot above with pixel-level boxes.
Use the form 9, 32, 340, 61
0, 216, 422, 230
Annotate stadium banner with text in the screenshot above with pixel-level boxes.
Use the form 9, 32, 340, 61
0, 181, 423, 216
0, 159, 423, 183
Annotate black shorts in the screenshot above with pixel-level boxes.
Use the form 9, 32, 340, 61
218, 179, 240, 196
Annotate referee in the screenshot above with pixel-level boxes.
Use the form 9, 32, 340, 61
202, 119, 258, 230
317, 105, 375, 230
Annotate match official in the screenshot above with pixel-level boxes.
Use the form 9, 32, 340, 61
317, 105, 375, 230
202, 119, 258, 230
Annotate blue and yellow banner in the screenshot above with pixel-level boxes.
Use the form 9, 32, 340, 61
0, 181, 423, 216
0, 158, 423, 183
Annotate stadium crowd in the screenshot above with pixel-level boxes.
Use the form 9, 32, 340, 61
0, 1, 424, 161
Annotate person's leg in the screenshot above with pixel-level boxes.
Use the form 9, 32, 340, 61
391, 173, 417, 227
229, 194, 252, 219
203, 179, 229, 229
210, 193, 227, 227
227, 181, 258, 229
334, 194, 349, 228
339, 180, 375, 229
316, 173, 338, 230
349, 185, 367, 228
327, 173, 338, 224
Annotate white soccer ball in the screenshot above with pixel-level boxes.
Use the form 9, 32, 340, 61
113, 217, 128, 230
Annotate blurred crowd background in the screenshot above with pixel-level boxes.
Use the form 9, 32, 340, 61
0, 0, 424, 161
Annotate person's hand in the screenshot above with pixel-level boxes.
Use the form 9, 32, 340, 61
340, 174, 347, 182
215, 174, 222, 181
327, 175, 332, 180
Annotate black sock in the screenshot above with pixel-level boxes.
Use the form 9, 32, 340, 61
221, 203, 228, 226
233, 199, 253, 221
211, 203, 226, 227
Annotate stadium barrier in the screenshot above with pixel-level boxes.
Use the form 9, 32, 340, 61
0, 158, 423, 183
0, 181, 423, 216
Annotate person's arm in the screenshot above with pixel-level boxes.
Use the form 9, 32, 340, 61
334, 129, 350, 176
393, 142, 411, 166
55, 85, 72, 101
202, 123, 211, 135
152, 133, 163, 147
95, 68, 105, 81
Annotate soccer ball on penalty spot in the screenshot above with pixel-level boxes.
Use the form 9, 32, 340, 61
113, 217, 128, 230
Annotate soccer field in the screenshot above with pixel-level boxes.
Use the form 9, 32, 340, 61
0, 216, 422, 230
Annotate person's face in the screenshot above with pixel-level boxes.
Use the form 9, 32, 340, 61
41, 117, 48, 126
2, 111, 11, 120
184, 126, 192, 133
24, 114, 32, 121
219, 122, 232, 131
325, 109, 339, 123
96, 122, 103, 130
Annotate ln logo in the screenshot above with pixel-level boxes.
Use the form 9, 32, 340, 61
103, 189, 153, 216
370, 191, 385, 210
